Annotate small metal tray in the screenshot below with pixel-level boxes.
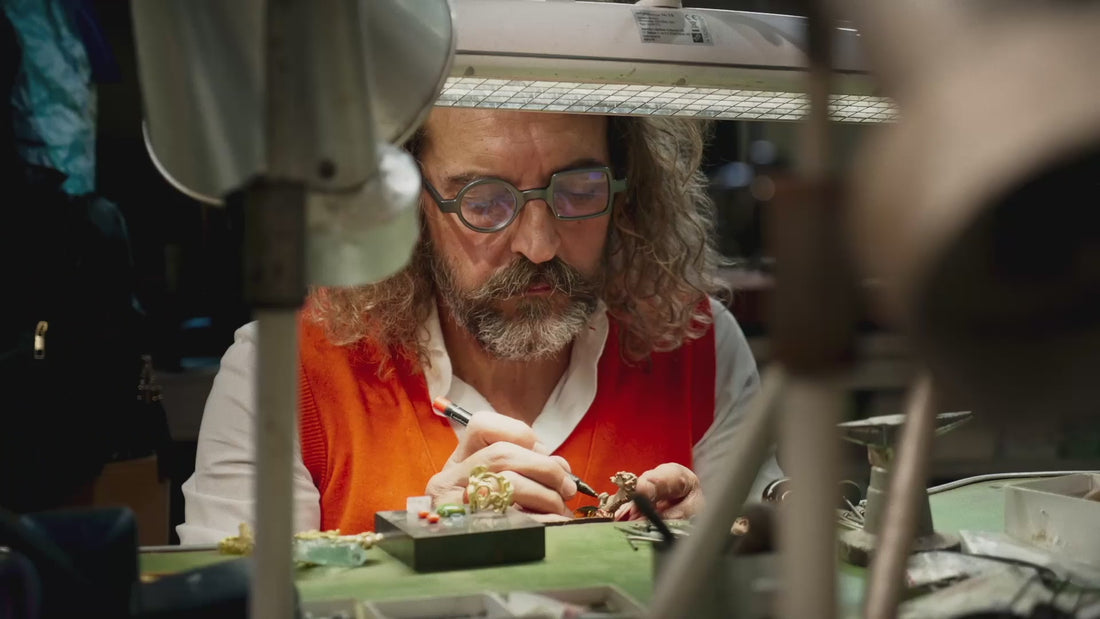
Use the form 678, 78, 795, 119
362, 592, 510, 619
360, 585, 645, 618
1004, 473, 1100, 568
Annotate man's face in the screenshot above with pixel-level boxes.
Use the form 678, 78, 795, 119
418, 109, 613, 359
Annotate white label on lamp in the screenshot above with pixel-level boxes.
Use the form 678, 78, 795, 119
633, 10, 712, 45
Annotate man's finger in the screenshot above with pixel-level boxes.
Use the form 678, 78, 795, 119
614, 497, 691, 522
614, 502, 638, 521
635, 463, 695, 502
549, 454, 573, 474
425, 464, 474, 500
433, 487, 466, 508
499, 471, 571, 516
464, 442, 576, 500
451, 412, 539, 461
659, 501, 695, 520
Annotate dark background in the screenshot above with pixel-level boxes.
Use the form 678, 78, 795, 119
94, 1, 249, 372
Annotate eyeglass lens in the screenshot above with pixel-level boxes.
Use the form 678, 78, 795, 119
461, 169, 611, 230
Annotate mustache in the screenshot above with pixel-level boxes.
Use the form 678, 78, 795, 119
468, 257, 599, 301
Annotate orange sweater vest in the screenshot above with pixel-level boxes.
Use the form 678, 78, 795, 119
297, 314, 716, 533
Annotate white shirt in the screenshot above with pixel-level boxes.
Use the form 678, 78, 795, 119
178, 298, 783, 544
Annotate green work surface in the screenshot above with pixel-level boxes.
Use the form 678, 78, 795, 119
140, 477, 1021, 606
144, 521, 659, 604
928, 479, 1012, 535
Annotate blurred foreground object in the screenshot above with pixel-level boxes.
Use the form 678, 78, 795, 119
845, 0, 1100, 422
131, 0, 453, 287
841, 1, 1100, 616
0, 506, 261, 619
131, 0, 452, 198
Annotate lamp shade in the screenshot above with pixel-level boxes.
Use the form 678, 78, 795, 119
130, 0, 454, 205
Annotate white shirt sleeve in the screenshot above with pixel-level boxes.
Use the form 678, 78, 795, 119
176, 322, 322, 545
693, 298, 784, 504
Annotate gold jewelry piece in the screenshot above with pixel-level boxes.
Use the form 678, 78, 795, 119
218, 522, 255, 555
466, 465, 514, 513
294, 528, 383, 550
218, 523, 383, 557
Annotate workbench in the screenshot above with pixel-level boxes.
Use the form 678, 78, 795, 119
138, 476, 1045, 613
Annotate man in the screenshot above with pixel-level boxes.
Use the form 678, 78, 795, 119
178, 108, 781, 543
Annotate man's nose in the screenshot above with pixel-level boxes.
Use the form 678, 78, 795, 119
509, 198, 561, 264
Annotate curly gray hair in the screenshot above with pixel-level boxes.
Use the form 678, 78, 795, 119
307, 113, 726, 374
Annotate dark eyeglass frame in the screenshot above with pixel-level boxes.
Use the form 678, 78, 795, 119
421, 166, 629, 233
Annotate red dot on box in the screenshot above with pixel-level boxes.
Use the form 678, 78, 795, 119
418, 510, 430, 519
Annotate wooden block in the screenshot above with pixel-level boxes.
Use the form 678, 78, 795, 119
374, 510, 545, 572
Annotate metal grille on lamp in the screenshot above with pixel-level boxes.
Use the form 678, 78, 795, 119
439, 77, 897, 123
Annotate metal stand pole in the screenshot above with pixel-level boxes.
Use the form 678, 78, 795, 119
777, 378, 844, 619
251, 309, 301, 619
249, 1, 310, 616
864, 376, 935, 619
771, 3, 851, 617
244, 180, 306, 619
248, 0, 387, 613
647, 365, 788, 618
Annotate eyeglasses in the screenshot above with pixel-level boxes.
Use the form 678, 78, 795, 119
421, 166, 628, 233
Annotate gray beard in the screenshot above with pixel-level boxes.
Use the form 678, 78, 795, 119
431, 251, 601, 361
459, 296, 596, 360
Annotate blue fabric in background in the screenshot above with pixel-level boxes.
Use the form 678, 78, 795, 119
70, 0, 119, 84
2, 0, 108, 195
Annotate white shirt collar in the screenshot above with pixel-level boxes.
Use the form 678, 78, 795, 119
422, 300, 610, 453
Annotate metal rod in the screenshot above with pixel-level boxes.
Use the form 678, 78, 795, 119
799, 1, 833, 184
863, 375, 935, 619
647, 364, 787, 618
251, 309, 300, 619
778, 377, 844, 619
774, 3, 842, 618
251, 2, 310, 615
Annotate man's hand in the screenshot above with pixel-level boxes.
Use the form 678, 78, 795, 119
615, 463, 704, 521
425, 411, 577, 516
